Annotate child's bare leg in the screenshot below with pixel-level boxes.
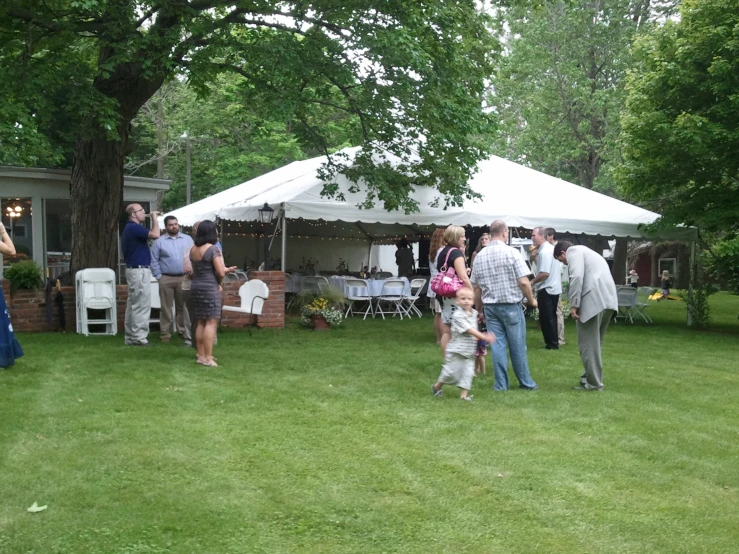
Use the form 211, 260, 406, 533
432, 380, 444, 392
460, 388, 470, 399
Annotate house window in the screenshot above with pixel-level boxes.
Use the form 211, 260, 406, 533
659, 258, 677, 280
2, 197, 33, 265
45, 199, 72, 278
45, 200, 72, 253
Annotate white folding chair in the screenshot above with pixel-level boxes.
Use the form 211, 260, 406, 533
344, 278, 374, 319
616, 286, 638, 323
635, 286, 656, 323
375, 278, 407, 320
376, 271, 393, 279
284, 272, 298, 312
402, 278, 427, 318
75, 268, 117, 336
222, 279, 270, 335
304, 275, 330, 294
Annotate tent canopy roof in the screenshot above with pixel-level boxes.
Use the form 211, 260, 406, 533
167, 147, 694, 240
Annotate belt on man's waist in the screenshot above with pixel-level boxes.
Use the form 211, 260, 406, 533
162, 273, 185, 277
127, 265, 149, 269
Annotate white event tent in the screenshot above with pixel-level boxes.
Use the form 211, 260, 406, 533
164, 147, 694, 271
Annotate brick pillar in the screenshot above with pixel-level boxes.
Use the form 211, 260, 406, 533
220, 271, 285, 329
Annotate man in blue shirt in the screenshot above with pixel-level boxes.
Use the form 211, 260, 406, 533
151, 216, 194, 345
121, 203, 160, 346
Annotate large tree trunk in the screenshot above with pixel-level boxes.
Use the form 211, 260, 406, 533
69, 126, 128, 275
69, 58, 164, 276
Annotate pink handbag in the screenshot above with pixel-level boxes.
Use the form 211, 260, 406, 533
430, 248, 465, 298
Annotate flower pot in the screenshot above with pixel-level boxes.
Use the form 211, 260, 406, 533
310, 314, 330, 331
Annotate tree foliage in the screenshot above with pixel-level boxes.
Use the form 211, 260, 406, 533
704, 234, 739, 295
126, 75, 361, 210
488, 0, 677, 193
1, 1, 497, 272
618, 0, 739, 232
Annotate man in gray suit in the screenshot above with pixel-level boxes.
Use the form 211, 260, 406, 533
554, 242, 618, 390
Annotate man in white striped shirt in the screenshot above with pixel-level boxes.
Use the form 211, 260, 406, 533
470, 220, 538, 391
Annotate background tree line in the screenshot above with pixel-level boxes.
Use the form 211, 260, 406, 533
1, 0, 737, 295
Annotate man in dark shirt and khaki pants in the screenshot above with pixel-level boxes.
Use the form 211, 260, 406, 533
121, 204, 160, 346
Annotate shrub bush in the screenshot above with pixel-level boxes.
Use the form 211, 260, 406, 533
5, 259, 44, 295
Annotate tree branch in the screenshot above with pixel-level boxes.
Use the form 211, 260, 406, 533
7, 7, 102, 33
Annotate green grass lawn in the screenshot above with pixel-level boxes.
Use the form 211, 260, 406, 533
2, 294, 738, 553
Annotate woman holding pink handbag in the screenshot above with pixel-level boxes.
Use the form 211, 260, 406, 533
437, 225, 473, 355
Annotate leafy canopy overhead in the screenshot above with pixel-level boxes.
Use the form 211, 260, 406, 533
489, 0, 646, 192
1, 0, 498, 213
618, 0, 739, 232
126, 75, 359, 210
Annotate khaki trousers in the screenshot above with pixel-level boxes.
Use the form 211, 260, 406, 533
125, 268, 151, 345
182, 286, 196, 347
556, 300, 565, 344
575, 309, 615, 389
158, 274, 190, 341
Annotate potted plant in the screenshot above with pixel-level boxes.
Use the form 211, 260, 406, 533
5, 259, 44, 295
300, 289, 345, 330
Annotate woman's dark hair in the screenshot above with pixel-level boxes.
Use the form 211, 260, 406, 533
194, 219, 218, 246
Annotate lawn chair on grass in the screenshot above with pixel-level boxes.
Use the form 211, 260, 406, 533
222, 279, 270, 335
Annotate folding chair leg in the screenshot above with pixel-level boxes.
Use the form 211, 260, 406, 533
393, 301, 404, 320
362, 300, 373, 320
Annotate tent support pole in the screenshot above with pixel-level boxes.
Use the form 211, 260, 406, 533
367, 240, 373, 270
281, 209, 287, 272
268, 213, 282, 250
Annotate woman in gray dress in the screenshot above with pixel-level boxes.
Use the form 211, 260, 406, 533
190, 220, 236, 366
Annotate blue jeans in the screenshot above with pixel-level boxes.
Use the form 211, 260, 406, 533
484, 303, 537, 391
